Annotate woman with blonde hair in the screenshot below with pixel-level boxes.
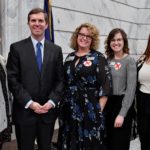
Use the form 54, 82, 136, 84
58, 23, 112, 150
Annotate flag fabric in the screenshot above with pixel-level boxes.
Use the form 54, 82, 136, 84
44, 0, 54, 43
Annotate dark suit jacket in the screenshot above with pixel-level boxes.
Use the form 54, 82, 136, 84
7, 37, 64, 125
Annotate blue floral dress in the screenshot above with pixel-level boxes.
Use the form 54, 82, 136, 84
58, 50, 112, 150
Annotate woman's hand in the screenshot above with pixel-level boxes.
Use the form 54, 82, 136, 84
99, 96, 108, 112
114, 115, 124, 128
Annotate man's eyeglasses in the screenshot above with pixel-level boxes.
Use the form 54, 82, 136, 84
78, 33, 92, 40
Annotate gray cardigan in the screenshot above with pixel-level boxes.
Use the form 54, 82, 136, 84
109, 55, 137, 117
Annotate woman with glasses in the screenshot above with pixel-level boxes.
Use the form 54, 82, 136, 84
58, 23, 112, 150
104, 28, 136, 150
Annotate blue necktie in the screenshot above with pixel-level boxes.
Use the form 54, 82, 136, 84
36, 42, 42, 72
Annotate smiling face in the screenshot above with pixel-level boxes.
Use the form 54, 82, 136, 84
110, 32, 124, 54
28, 12, 48, 41
77, 27, 92, 50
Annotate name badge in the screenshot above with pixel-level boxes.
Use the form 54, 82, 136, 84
110, 61, 115, 66
87, 57, 95, 61
65, 56, 75, 62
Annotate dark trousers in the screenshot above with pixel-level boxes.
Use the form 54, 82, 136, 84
138, 114, 150, 150
0, 144, 2, 150
137, 91, 150, 150
15, 119, 55, 150
105, 95, 133, 150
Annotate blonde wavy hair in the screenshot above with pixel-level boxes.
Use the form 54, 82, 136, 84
70, 23, 100, 51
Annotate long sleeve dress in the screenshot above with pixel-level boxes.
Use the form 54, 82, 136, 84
58, 50, 112, 150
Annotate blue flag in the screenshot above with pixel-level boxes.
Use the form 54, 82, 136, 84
44, 0, 54, 43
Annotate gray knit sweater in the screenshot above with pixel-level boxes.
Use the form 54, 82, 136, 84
108, 55, 137, 117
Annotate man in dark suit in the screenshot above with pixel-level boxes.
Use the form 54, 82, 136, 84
6, 8, 64, 150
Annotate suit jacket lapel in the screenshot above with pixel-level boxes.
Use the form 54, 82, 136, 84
41, 41, 50, 78
26, 37, 41, 78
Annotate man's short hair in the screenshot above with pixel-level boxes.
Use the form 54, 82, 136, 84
28, 8, 48, 23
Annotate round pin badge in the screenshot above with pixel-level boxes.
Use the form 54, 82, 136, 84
114, 62, 121, 70
83, 60, 92, 67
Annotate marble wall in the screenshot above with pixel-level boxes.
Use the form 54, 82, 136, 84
1, 0, 42, 57
1, 0, 150, 59
52, 0, 150, 59
0, 0, 150, 140
0, 0, 2, 54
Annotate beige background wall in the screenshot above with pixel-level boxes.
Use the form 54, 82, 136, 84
1, 0, 150, 59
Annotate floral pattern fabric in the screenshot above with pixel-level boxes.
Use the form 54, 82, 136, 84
58, 50, 112, 150
0, 64, 11, 144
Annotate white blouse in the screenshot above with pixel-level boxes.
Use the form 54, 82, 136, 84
139, 62, 150, 94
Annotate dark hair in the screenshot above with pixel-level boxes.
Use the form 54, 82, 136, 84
28, 8, 48, 23
143, 34, 150, 61
105, 28, 129, 59
70, 23, 100, 51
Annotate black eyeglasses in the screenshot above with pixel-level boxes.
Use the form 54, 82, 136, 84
111, 38, 123, 43
78, 33, 92, 40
